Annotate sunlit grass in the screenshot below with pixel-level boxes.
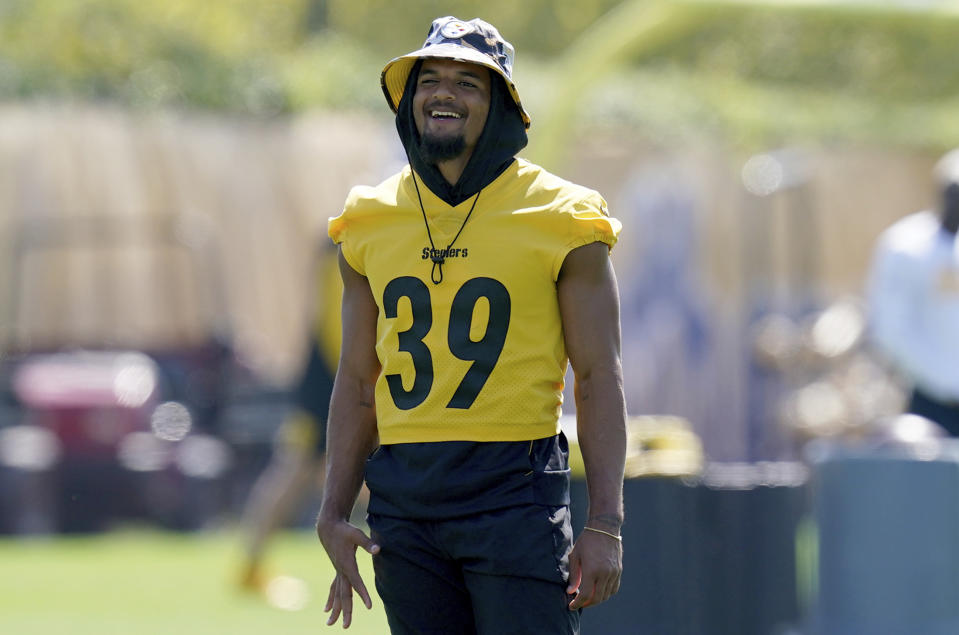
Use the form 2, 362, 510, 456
0, 527, 388, 635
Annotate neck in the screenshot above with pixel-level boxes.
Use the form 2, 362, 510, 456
436, 151, 473, 186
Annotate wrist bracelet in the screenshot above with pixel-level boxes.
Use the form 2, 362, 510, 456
584, 526, 622, 542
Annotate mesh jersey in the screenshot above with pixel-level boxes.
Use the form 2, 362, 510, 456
328, 158, 621, 444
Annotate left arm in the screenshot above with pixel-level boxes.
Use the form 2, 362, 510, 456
558, 241, 627, 610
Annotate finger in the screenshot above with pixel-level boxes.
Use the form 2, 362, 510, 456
339, 560, 373, 610
338, 574, 354, 628
347, 525, 381, 555
327, 586, 342, 626
329, 576, 346, 625
569, 566, 595, 610
325, 578, 337, 613
566, 554, 582, 595
609, 572, 622, 598
338, 568, 371, 610
352, 574, 373, 610
601, 569, 623, 603
327, 604, 342, 626
568, 579, 595, 610
598, 576, 617, 605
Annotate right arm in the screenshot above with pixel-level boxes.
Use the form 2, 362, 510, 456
316, 248, 381, 629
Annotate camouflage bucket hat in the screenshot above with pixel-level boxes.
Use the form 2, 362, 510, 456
380, 16, 531, 129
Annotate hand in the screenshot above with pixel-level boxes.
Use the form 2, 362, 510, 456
566, 528, 623, 610
316, 517, 380, 628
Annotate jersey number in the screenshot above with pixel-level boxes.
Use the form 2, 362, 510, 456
382, 276, 510, 410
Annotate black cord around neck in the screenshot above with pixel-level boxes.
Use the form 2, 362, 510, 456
410, 168, 481, 284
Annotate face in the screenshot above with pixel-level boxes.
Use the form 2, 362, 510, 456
412, 59, 491, 161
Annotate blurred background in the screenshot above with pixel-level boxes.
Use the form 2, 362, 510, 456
2, 1, 959, 633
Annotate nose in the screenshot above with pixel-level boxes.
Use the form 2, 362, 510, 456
432, 78, 456, 100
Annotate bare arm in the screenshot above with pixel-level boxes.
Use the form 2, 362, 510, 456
558, 241, 627, 610
316, 248, 381, 628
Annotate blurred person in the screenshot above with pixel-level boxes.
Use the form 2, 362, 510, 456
866, 148, 959, 435
616, 167, 719, 439
315, 16, 627, 633
239, 244, 341, 592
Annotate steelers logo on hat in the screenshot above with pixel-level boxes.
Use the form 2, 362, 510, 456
440, 20, 474, 39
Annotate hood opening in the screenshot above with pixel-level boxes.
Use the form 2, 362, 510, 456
395, 59, 528, 207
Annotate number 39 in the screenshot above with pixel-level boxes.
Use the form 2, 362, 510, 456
382, 276, 511, 410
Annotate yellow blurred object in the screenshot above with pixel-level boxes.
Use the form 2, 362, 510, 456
567, 415, 704, 479
277, 411, 319, 451
238, 563, 269, 594
624, 415, 704, 478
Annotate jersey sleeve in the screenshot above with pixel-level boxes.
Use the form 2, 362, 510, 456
327, 187, 366, 276
550, 190, 622, 281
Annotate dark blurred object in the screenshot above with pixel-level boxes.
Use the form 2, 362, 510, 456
6, 350, 158, 532
806, 425, 959, 634
0, 213, 289, 533
0, 349, 241, 533
571, 461, 809, 635
0, 423, 60, 534
13, 351, 159, 458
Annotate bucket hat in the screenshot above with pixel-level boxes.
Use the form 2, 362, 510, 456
380, 16, 531, 129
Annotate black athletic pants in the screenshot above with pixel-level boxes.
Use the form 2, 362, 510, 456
368, 504, 580, 635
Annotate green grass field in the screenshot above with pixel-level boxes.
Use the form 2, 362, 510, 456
0, 527, 390, 635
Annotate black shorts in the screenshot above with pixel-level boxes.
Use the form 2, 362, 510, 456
368, 504, 580, 635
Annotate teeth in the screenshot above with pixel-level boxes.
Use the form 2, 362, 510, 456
431, 111, 462, 118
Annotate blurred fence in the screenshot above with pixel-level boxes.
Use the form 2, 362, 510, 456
0, 104, 393, 385
0, 103, 938, 462
566, 135, 928, 460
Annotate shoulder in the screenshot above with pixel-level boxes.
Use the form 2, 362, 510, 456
330, 167, 411, 247
877, 210, 940, 258
508, 160, 622, 264
343, 167, 411, 211
513, 159, 608, 214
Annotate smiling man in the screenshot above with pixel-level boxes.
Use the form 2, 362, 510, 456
316, 16, 627, 634
413, 59, 491, 180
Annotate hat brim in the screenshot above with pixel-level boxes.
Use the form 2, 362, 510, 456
381, 43, 531, 129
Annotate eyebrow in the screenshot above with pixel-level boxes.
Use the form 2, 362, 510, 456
419, 67, 486, 82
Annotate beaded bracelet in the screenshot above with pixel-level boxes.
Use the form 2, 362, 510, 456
584, 526, 622, 542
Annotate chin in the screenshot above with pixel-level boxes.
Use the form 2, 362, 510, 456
421, 133, 467, 163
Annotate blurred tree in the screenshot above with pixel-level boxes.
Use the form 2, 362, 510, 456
2, 0, 959, 148
0, 0, 311, 112
321, 0, 620, 57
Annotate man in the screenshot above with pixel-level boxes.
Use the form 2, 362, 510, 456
867, 148, 959, 435
316, 16, 626, 633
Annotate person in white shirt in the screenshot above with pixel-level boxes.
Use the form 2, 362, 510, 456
866, 148, 959, 435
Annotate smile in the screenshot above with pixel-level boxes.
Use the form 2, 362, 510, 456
430, 110, 463, 119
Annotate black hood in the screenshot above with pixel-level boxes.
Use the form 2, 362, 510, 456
395, 59, 528, 207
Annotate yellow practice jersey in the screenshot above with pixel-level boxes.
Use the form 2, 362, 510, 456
328, 158, 621, 444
